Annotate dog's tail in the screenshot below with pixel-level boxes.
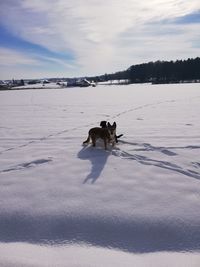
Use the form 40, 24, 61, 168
116, 134, 123, 139
83, 135, 90, 144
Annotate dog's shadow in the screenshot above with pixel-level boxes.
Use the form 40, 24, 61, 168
78, 144, 110, 184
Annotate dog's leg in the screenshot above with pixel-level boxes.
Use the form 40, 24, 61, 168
112, 140, 116, 147
103, 139, 107, 150
91, 136, 96, 147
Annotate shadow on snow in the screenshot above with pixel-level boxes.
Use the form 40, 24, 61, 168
0, 213, 200, 253
77, 145, 110, 184
78, 140, 200, 183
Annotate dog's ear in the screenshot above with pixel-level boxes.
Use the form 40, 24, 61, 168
107, 122, 111, 127
113, 122, 116, 127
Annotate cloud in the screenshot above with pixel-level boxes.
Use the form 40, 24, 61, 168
0, 0, 200, 78
0, 46, 78, 79
0, 47, 39, 66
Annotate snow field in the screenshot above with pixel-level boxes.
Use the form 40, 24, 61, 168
0, 83, 200, 266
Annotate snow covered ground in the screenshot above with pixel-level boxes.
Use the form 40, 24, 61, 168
0, 83, 200, 266
13, 82, 61, 90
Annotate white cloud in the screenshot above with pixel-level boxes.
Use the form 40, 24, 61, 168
0, 0, 200, 77
37, 55, 77, 70
0, 47, 39, 66
0, 47, 78, 79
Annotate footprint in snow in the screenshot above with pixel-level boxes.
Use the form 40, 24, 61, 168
1, 158, 52, 173
192, 162, 200, 169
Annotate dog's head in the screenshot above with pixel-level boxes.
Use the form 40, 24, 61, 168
107, 122, 117, 139
100, 121, 107, 128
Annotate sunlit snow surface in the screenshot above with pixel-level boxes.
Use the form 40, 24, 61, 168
0, 83, 200, 266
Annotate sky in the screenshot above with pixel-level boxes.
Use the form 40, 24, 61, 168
0, 0, 200, 80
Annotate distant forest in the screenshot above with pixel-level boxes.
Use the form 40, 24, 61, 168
91, 57, 200, 84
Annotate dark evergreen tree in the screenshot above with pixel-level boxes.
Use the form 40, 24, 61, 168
128, 57, 200, 83
87, 57, 200, 84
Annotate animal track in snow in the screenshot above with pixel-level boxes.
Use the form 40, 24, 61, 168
112, 148, 200, 180
192, 162, 200, 169
0, 97, 196, 156
120, 140, 200, 153
119, 141, 177, 156
111, 100, 177, 120
0, 158, 52, 173
115, 140, 200, 179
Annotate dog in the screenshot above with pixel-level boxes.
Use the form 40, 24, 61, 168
100, 121, 123, 143
83, 122, 117, 150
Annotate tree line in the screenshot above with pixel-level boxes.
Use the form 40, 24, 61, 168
89, 57, 200, 84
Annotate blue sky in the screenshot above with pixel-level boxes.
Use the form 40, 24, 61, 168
0, 0, 199, 79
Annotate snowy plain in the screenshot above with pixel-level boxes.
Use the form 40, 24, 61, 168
0, 83, 200, 266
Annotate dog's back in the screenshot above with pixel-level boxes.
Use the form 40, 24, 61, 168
83, 127, 114, 150
88, 127, 111, 140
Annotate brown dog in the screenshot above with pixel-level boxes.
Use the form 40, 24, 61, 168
83, 122, 116, 150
